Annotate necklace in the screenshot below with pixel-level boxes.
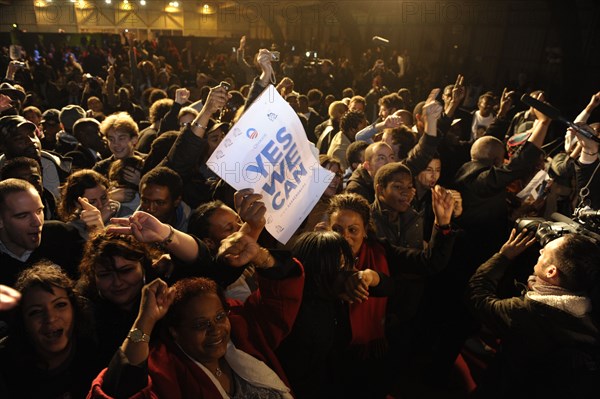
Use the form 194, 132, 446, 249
215, 367, 223, 377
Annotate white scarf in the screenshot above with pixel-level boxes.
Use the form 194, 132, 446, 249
178, 342, 292, 399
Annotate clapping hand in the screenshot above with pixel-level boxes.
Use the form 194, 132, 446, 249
431, 185, 455, 226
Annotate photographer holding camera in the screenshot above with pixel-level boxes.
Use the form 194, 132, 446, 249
468, 227, 600, 398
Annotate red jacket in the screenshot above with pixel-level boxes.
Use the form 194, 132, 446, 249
88, 261, 304, 399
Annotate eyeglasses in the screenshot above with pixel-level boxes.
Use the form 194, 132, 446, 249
188, 310, 230, 332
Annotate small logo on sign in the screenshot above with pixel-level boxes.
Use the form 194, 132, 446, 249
215, 150, 224, 159
246, 128, 259, 139
233, 128, 242, 137
267, 112, 278, 121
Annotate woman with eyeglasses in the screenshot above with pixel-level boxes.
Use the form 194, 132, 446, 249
88, 224, 304, 398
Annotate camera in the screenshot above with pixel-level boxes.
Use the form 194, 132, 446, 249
516, 212, 600, 247
270, 51, 280, 62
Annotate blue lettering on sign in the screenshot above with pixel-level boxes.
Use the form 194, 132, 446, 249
242, 126, 307, 211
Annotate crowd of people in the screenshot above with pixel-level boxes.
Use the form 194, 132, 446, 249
0, 31, 600, 398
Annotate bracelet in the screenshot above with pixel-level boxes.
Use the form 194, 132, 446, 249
582, 150, 599, 156
253, 247, 274, 269
155, 225, 175, 250
434, 223, 452, 235
191, 121, 207, 130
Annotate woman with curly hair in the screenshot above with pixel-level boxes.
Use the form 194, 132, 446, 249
77, 230, 161, 365
57, 169, 130, 239
0, 261, 102, 398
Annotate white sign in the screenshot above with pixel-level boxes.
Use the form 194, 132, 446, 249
207, 85, 333, 244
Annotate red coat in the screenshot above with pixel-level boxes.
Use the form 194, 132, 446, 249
88, 261, 304, 399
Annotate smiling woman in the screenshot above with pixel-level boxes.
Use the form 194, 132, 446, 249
77, 230, 161, 365
87, 241, 305, 399
0, 261, 102, 399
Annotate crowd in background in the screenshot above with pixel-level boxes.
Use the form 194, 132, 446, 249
0, 31, 600, 398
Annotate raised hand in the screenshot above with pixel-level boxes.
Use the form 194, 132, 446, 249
203, 84, 230, 116
109, 211, 171, 243
431, 185, 455, 226
78, 197, 104, 231
585, 91, 600, 112
423, 88, 443, 120
175, 88, 190, 105
497, 87, 516, 119
499, 228, 536, 260
239, 35, 246, 51
137, 279, 176, 327
383, 115, 404, 129
234, 189, 266, 239
217, 231, 260, 268
445, 74, 465, 116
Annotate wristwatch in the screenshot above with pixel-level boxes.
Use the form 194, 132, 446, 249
127, 328, 150, 343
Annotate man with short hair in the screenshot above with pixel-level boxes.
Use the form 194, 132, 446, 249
0, 157, 57, 220
0, 179, 83, 287
139, 166, 190, 232
468, 232, 600, 397
346, 142, 397, 203
0, 115, 71, 199
93, 112, 144, 177
372, 162, 419, 248
56, 104, 86, 155
327, 110, 367, 170
39, 108, 61, 151
66, 117, 110, 170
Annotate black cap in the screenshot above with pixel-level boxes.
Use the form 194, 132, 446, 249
0, 82, 26, 103
0, 115, 36, 142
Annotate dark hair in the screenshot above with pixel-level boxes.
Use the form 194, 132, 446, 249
346, 141, 369, 168
307, 88, 323, 103
342, 87, 355, 98
109, 156, 145, 190
379, 93, 404, 111
9, 261, 93, 368
292, 231, 354, 299
383, 125, 416, 159
327, 193, 374, 235
0, 178, 37, 208
142, 131, 179, 175
188, 200, 226, 239
149, 98, 173, 124
72, 117, 101, 143
340, 110, 365, 134
374, 162, 412, 192
553, 235, 600, 293
1, 156, 41, 178
78, 230, 158, 299
164, 277, 228, 329
139, 166, 183, 201
58, 169, 109, 222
